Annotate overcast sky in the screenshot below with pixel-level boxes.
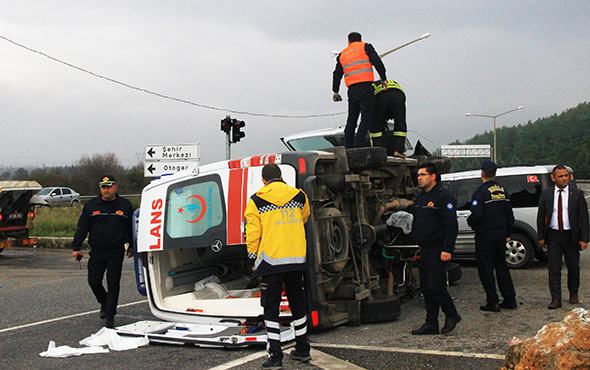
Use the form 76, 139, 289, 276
1, 1, 589, 169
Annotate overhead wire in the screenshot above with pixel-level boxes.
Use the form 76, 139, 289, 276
0, 34, 345, 119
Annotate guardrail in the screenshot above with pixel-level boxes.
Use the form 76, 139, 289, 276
79, 194, 141, 202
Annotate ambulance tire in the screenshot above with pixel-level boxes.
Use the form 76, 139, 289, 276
360, 295, 400, 324
346, 147, 388, 171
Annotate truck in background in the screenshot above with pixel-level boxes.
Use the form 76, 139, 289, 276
0, 181, 46, 253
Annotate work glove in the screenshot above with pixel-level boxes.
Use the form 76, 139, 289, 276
333, 92, 342, 102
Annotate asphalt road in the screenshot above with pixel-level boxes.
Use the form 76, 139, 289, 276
2, 244, 590, 370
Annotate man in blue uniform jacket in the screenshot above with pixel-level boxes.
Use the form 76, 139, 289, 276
411, 163, 461, 335
467, 161, 517, 312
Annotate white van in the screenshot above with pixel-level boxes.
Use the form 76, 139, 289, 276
441, 165, 576, 269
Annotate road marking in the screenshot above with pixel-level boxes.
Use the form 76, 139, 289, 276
206, 350, 267, 370
207, 344, 366, 370
312, 342, 506, 360
309, 348, 366, 369
0, 300, 147, 334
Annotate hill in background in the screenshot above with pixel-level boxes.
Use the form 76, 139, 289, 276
449, 101, 590, 178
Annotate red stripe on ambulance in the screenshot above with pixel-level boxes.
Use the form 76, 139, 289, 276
227, 168, 248, 244
227, 154, 277, 170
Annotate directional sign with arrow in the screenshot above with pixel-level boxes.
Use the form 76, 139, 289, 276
144, 161, 199, 177
145, 145, 199, 160
144, 144, 200, 177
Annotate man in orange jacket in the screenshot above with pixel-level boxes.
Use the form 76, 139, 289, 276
333, 32, 387, 148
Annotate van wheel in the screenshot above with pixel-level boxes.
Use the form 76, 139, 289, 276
505, 233, 534, 269
315, 207, 350, 273
346, 147, 387, 170
360, 295, 400, 324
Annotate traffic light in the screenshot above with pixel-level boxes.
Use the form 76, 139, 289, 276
221, 116, 232, 133
231, 119, 246, 143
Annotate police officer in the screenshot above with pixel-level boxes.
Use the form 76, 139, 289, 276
244, 164, 311, 369
467, 161, 517, 312
370, 80, 407, 158
332, 32, 387, 148
72, 175, 134, 329
411, 163, 461, 335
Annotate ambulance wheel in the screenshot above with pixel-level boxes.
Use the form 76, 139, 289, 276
346, 147, 387, 170
315, 207, 350, 273
360, 295, 400, 324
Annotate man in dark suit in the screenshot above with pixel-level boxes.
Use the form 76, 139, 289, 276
537, 165, 589, 309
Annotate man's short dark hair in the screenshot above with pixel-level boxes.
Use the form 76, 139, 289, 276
552, 164, 569, 176
481, 160, 497, 179
348, 32, 362, 43
418, 162, 439, 182
262, 163, 282, 182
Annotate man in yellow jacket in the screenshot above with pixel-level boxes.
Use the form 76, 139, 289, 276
244, 163, 311, 369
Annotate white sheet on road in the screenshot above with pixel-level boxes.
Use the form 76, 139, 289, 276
39, 327, 149, 358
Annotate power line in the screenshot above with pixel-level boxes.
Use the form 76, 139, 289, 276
1, 34, 345, 119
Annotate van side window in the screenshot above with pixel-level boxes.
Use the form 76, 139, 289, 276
454, 178, 481, 210
166, 178, 224, 239
498, 175, 544, 208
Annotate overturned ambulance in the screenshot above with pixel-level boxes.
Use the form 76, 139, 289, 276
129, 131, 455, 346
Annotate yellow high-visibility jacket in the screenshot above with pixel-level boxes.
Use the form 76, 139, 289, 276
244, 180, 310, 277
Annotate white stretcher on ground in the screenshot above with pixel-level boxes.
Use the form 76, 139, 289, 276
115, 320, 295, 348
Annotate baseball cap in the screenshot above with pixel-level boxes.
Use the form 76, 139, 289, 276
99, 175, 116, 187
481, 160, 497, 172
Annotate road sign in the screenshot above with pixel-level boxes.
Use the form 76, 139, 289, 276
145, 145, 199, 161
144, 161, 199, 177
441, 145, 491, 158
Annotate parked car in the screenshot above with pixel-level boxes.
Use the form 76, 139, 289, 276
38, 187, 80, 206
441, 165, 575, 269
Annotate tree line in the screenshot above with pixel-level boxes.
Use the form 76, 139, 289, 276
0, 153, 150, 196
450, 101, 590, 178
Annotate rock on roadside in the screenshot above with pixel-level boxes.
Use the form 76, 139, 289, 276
504, 308, 590, 369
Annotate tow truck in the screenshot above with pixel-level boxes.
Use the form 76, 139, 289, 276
124, 128, 458, 347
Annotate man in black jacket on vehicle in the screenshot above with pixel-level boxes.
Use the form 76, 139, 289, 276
411, 163, 461, 335
72, 175, 134, 328
467, 161, 517, 312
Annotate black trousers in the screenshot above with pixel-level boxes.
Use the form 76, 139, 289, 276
371, 88, 407, 135
344, 82, 375, 148
87, 249, 125, 319
419, 248, 458, 328
260, 270, 310, 361
547, 229, 579, 301
475, 229, 516, 306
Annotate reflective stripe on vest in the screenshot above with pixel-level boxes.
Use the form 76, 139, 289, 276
373, 80, 405, 95
340, 42, 374, 87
